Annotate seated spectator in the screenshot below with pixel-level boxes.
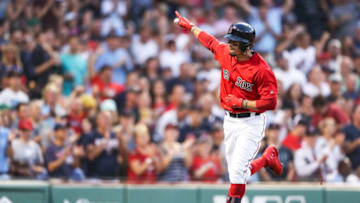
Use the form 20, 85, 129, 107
0, 71, 29, 108
282, 119, 308, 152
128, 123, 161, 183
60, 36, 88, 96
191, 136, 223, 182
179, 105, 209, 142
10, 119, 47, 179
158, 124, 194, 182
159, 40, 188, 78
85, 111, 126, 179
338, 158, 360, 184
91, 66, 125, 101
259, 123, 295, 181
327, 74, 343, 103
311, 95, 350, 128
303, 66, 330, 98
0, 112, 12, 180
343, 73, 359, 101
45, 123, 85, 181
342, 105, 360, 170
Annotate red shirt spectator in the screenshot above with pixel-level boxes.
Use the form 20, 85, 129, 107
91, 66, 124, 100
128, 148, 157, 183
282, 119, 308, 152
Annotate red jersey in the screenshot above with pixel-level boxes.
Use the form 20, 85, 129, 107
191, 155, 222, 182
198, 32, 277, 113
128, 149, 157, 184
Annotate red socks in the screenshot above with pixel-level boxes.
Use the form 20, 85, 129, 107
250, 156, 267, 175
228, 184, 246, 198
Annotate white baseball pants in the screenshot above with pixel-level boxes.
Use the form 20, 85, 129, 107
223, 112, 266, 184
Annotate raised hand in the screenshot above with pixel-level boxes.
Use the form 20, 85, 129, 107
173, 11, 194, 31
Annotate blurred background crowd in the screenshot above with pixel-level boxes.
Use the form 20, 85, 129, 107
0, 0, 360, 184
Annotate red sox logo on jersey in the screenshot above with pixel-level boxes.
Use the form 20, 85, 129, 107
223, 69, 254, 92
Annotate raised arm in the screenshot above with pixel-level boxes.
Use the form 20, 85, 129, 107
173, 11, 222, 54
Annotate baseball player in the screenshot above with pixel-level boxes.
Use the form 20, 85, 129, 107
174, 11, 282, 203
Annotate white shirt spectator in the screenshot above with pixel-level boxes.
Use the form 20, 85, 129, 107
131, 35, 159, 65
303, 82, 331, 98
294, 136, 343, 182
12, 139, 43, 165
274, 67, 306, 90
288, 46, 316, 73
159, 50, 188, 77
154, 109, 178, 142
197, 69, 221, 91
0, 88, 29, 107
101, 0, 127, 17
100, 0, 127, 37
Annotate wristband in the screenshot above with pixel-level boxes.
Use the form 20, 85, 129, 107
242, 99, 248, 109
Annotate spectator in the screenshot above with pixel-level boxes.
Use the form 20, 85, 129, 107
294, 127, 325, 181
0, 111, 12, 180
91, 66, 125, 101
159, 39, 188, 78
10, 118, 47, 179
150, 79, 167, 118
303, 66, 330, 98
259, 123, 295, 181
0, 71, 29, 108
131, 25, 159, 66
197, 58, 221, 92
240, 0, 294, 54
342, 105, 360, 170
85, 111, 125, 178
343, 73, 359, 101
214, 3, 241, 37
191, 136, 223, 182
0, 44, 22, 79
311, 95, 350, 128
158, 124, 193, 182
60, 36, 88, 96
273, 51, 306, 90
282, 119, 308, 152
45, 123, 85, 181
327, 74, 343, 103
128, 123, 161, 183
94, 34, 133, 85
179, 105, 209, 142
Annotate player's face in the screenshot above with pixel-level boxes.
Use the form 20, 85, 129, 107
228, 40, 243, 56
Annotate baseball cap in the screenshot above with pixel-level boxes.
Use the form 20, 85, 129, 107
54, 123, 67, 131
329, 74, 342, 83
165, 123, 178, 130
268, 123, 281, 130
329, 39, 341, 48
100, 99, 117, 112
18, 119, 33, 131
305, 125, 319, 137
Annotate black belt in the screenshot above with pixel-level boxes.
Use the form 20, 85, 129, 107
227, 112, 260, 118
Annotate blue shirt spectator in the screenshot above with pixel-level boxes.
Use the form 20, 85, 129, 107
0, 127, 10, 176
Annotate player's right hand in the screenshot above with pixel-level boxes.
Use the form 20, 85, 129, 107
174, 11, 194, 31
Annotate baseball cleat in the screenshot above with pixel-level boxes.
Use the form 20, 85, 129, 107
263, 145, 283, 176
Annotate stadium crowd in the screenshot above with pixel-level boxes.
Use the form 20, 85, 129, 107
0, 0, 360, 184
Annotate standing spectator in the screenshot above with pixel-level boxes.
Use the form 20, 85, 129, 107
259, 123, 295, 181
0, 71, 29, 108
94, 34, 133, 85
91, 66, 125, 101
191, 136, 223, 182
328, 0, 360, 39
294, 127, 326, 181
100, 0, 127, 37
150, 79, 167, 118
128, 123, 161, 183
303, 66, 330, 98
311, 95, 350, 128
240, 0, 294, 54
0, 111, 12, 180
131, 25, 159, 66
32, 31, 61, 89
282, 119, 308, 152
214, 3, 241, 37
60, 36, 88, 96
273, 51, 306, 90
85, 111, 126, 178
158, 124, 193, 182
288, 31, 316, 73
10, 119, 47, 179
179, 105, 208, 142
159, 39, 188, 78
0, 44, 22, 79
342, 105, 360, 170
45, 123, 85, 181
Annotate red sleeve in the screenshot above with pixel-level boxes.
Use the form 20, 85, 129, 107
330, 104, 350, 125
198, 31, 226, 60
254, 67, 278, 111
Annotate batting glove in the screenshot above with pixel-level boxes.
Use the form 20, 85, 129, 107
224, 94, 244, 109
174, 11, 194, 31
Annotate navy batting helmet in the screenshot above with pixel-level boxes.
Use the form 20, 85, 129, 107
224, 22, 256, 50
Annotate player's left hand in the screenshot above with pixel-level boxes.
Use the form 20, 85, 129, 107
224, 94, 243, 109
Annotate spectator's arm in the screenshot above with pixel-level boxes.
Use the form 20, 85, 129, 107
87, 143, 106, 161
315, 31, 330, 58
282, 0, 294, 14
294, 150, 322, 177
343, 138, 360, 154
129, 159, 151, 176
193, 162, 213, 179
238, 0, 252, 15
36, 0, 55, 18
286, 162, 296, 181
34, 58, 58, 74
6, 2, 26, 21
259, 168, 272, 181
47, 150, 68, 172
